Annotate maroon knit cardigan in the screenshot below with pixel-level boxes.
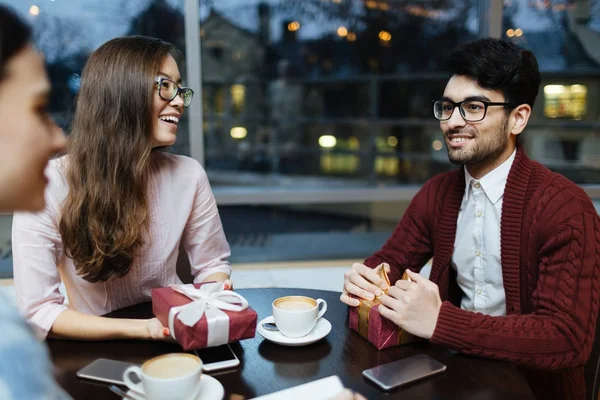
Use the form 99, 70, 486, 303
365, 146, 600, 400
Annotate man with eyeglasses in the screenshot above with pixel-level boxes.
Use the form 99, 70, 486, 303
341, 38, 600, 400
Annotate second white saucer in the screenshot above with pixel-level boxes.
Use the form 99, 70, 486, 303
257, 316, 331, 347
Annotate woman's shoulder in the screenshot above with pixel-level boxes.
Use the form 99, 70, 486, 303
156, 153, 207, 179
45, 156, 69, 195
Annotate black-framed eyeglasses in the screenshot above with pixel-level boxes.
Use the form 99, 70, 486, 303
155, 77, 194, 107
432, 99, 515, 122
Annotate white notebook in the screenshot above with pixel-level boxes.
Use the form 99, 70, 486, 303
251, 375, 345, 400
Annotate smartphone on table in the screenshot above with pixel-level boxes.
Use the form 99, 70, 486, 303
362, 354, 446, 391
194, 344, 240, 372
76, 358, 138, 386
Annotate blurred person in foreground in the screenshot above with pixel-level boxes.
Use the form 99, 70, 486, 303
341, 37, 600, 400
0, 5, 70, 399
12, 36, 232, 341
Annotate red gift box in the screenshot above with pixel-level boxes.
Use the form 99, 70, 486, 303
348, 267, 417, 350
152, 283, 257, 350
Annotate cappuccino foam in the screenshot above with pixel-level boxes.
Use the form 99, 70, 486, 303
143, 355, 200, 379
275, 297, 316, 311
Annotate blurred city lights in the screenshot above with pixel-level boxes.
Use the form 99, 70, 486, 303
319, 135, 337, 148
432, 140, 443, 151
544, 85, 566, 95
506, 29, 515, 37
29, 5, 40, 15
337, 26, 348, 37
366, 1, 377, 9
378, 30, 391, 41
347, 32, 357, 42
288, 21, 300, 32
514, 28, 523, 37
230, 127, 247, 139
387, 136, 398, 147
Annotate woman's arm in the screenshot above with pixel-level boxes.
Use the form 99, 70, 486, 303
49, 309, 169, 340
184, 161, 232, 284
202, 272, 232, 290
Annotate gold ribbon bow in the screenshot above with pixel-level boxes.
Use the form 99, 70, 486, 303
357, 265, 409, 342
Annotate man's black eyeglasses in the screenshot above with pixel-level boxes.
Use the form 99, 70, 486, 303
433, 99, 514, 122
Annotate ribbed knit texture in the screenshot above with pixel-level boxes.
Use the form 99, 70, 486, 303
364, 146, 600, 400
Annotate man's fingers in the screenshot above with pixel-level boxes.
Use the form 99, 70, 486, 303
395, 280, 412, 291
405, 269, 424, 283
345, 280, 378, 301
340, 292, 360, 307
355, 264, 388, 289
348, 273, 382, 297
382, 262, 391, 274
378, 292, 402, 309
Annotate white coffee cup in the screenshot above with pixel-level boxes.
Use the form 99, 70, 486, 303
272, 296, 327, 338
123, 353, 202, 400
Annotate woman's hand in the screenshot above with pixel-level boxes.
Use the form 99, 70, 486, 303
145, 318, 171, 340
202, 272, 233, 290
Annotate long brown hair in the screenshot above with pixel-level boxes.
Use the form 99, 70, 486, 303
59, 36, 175, 283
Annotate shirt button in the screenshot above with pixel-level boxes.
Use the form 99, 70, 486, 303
476, 288, 482, 295
476, 210, 483, 217
475, 250, 481, 257
473, 182, 481, 189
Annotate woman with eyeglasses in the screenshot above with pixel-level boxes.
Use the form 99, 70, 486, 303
12, 36, 232, 341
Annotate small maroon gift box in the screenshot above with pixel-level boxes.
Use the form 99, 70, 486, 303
152, 282, 257, 350
348, 301, 414, 350
348, 268, 417, 350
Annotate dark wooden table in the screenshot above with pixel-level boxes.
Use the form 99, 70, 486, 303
47, 288, 535, 399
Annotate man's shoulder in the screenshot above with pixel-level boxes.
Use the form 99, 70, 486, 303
528, 160, 596, 215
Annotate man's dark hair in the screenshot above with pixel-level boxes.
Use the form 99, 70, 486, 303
0, 6, 32, 80
446, 38, 541, 109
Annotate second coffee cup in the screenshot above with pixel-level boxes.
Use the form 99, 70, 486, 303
272, 296, 327, 338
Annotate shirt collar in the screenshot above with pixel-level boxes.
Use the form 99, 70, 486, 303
463, 149, 517, 205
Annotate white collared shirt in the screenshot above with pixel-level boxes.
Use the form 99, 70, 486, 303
451, 149, 516, 316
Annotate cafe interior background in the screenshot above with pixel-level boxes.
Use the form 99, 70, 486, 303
1, 0, 600, 297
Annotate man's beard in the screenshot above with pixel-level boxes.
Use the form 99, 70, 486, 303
445, 117, 509, 166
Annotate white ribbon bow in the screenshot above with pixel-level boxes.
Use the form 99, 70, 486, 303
167, 282, 248, 347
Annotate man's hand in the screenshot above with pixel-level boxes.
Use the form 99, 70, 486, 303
340, 263, 390, 307
377, 269, 442, 339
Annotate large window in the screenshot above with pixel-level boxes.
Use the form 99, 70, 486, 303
200, 0, 478, 183
201, 0, 481, 262
1, 1, 599, 272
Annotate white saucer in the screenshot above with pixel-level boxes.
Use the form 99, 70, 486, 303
257, 316, 331, 347
125, 374, 224, 400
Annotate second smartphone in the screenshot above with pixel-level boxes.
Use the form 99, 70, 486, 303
363, 354, 446, 391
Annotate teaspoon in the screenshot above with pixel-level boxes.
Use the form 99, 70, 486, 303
262, 322, 279, 331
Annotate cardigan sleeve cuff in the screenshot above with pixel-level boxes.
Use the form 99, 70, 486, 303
430, 301, 471, 350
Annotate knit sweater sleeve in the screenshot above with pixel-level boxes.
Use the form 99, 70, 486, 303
431, 207, 600, 370
363, 178, 436, 283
